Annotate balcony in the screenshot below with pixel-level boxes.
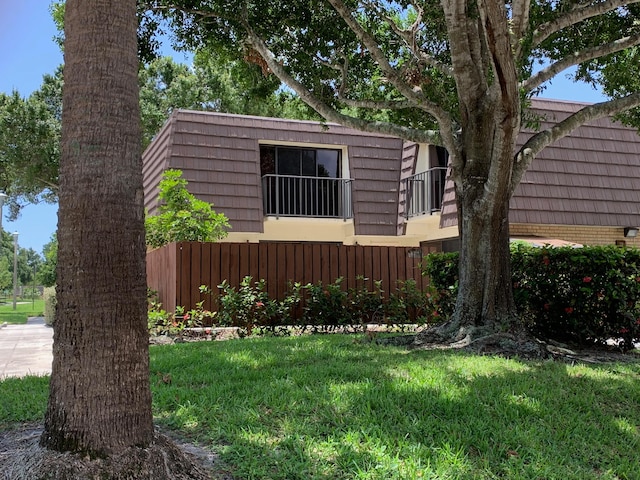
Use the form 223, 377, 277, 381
401, 167, 448, 218
262, 174, 353, 219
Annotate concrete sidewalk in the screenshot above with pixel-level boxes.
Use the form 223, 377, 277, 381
0, 317, 53, 379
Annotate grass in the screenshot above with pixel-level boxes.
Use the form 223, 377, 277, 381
2, 334, 640, 479
0, 299, 45, 324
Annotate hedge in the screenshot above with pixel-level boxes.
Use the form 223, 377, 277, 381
424, 244, 640, 349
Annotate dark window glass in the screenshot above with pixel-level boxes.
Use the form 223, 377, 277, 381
301, 150, 316, 176
277, 148, 301, 175
317, 150, 339, 178
260, 145, 345, 217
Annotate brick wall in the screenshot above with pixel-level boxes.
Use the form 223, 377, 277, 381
510, 223, 640, 248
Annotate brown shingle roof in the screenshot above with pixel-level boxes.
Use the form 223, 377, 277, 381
441, 98, 640, 228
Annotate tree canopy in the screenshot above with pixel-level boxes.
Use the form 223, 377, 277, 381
0, 1, 315, 218
0, 70, 61, 219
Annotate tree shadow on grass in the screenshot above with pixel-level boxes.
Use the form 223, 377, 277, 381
150, 336, 640, 480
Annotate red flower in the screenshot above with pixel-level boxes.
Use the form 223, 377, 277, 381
183, 313, 190, 320
256, 301, 264, 308
582, 276, 592, 283
542, 256, 550, 265
620, 327, 630, 334
543, 303, 550, 310
564, 307, 574, 314
432, 311, 440, 317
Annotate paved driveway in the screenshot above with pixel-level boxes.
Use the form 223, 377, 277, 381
0, 317, 53, 379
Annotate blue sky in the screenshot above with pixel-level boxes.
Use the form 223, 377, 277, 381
1, 1, 608, 255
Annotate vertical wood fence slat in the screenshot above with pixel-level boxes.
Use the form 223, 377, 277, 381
201, 244, 212, 311
249, 244, 259, 286
190, 243, 201, 311
147, 241, 438, 316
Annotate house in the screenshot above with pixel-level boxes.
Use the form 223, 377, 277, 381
142, 99, 640, 250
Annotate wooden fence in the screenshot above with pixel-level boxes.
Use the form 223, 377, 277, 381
146, 242, 430, 314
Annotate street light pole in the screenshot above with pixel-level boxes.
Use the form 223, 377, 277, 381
13, 232, 18, 310
0, 193, 6, 305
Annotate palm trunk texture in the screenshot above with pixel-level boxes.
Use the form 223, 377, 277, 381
40, 0, 154, 456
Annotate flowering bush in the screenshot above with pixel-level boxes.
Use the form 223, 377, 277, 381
217, 277, 302, 336
424, 245, 640, 349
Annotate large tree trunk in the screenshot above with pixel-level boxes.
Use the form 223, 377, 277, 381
40, 0, 153, 455
414, 0, 524, 344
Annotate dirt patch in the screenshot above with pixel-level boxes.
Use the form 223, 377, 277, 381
0, 424, 237, 480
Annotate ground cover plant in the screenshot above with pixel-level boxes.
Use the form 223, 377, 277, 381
0, 299, 45, 324
2, 335, 639, 479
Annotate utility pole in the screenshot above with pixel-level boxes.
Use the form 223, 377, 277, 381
13, 232, 18, 310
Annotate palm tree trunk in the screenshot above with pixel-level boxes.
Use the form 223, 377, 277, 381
41, 0, 154, 456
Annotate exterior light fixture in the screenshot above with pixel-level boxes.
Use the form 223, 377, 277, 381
624, 227, 639, 238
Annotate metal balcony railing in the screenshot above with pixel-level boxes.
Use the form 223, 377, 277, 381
401, 167, 448, 218
262, 174, 354, 220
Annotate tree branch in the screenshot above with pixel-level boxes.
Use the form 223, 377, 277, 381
510, 0, 531, 59
325, 0, 451, 119
532, 0, 640, 47
512, 93, 640, 189
368, 1, 454, 77
242, 25, 445, 146
336, 97, 416, 110
523, 34, 640, 92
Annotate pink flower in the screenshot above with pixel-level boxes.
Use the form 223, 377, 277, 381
183, 313, 190, 320
205, 328, 211, 335
583, 276, 592, 283
256, 301, 264, 308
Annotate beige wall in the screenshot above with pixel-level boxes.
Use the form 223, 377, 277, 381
223, 217, 639, 249
224, 216, 456, 247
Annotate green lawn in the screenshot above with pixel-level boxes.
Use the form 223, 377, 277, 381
0, 299, 44, 324
2, 334, 639, 479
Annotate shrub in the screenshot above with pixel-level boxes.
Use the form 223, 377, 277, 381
303, 278, 351, 331
217, 277, 302, 336
385, 279, 439, 326
424, 245, 640, 349
145, 169, 230, 248
43, 286, 56, 326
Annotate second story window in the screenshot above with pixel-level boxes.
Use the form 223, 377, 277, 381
260, 146, 340, 178
260, 145, 352, 218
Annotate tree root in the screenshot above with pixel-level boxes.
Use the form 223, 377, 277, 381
2, 427, 234, 480
413, 323, 550, 360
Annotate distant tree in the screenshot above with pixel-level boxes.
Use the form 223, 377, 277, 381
17, 247, 43, 287
38, 234, 57, 287
145, 169, 230, 248
0, 232, 15, 292
0, 81, 60, 219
